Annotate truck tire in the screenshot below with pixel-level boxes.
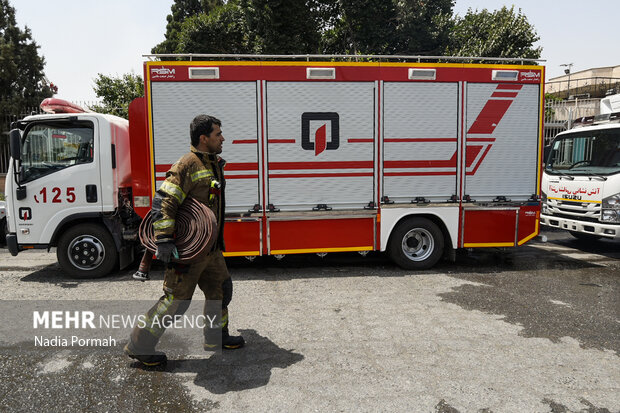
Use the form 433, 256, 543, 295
569, 231, 601, 242
0, 217, 6, 247
388, 217, 444, 270
57, 223, 118, 279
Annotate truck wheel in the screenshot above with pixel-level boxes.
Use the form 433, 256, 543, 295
388, 217, 444, 270
57, 223, 118, 278
569, 231, 601, 242
0, 217, 6, 247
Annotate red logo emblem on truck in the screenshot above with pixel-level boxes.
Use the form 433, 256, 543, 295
301, 112, 340, 156
19, 207, 32, 221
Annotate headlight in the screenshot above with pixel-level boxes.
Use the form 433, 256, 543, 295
602, 193, 620, 209
601, 193, 620, 223
541, 191, 549, 214
600, 210, 620, 223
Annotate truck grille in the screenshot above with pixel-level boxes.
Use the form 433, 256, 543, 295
546, 199, 601, 220
551, 212, 601, 223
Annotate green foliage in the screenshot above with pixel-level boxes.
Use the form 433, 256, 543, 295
240, 0, 320, 54
444, 6, 541, 61
155, 0, 542, 61
91, 73, 143, 119
152, 0, 224, 54
322, 0, 454, 55
321, 0, 397, 55
0, 0, 54, 116
175, 0, 320, 55
393, 0, 454, 55
176, 3, 252, 54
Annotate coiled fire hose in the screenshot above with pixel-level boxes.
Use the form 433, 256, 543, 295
139, 197, 217, 264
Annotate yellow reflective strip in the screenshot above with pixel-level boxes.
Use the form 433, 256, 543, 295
191, 169, 213, 182
144, 294, 175, 336
223, 251, 260, 257
548, 197, 599, 203
153, 219, 175, 230
270, 246, 373, 255
221, 313, 228, 328
160, 181, 186, 203
518, 220, 539, 246
463, 242, 515, 247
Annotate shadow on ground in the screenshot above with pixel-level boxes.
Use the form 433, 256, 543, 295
156, 329, 304, 394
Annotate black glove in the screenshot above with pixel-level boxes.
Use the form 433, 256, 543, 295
155, 241, 178, 264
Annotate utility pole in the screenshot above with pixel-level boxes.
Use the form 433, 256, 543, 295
560, 63, 573, 99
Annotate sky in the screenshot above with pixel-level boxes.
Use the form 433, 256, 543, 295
10, 0, 620, 103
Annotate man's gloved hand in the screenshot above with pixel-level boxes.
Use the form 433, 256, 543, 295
155, 241, 179, 263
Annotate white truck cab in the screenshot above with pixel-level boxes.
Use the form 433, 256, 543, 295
541, 112, 620, 240
4, 110, 138, 277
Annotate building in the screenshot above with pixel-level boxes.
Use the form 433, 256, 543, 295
546, 65, 620, 99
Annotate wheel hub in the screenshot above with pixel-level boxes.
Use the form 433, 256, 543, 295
67, 236, 105, 270
401, 228, 434, 262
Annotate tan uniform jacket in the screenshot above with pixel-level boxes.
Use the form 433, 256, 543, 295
152, 145, 226, 251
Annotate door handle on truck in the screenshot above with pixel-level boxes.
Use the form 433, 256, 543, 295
86, 185, 98, 203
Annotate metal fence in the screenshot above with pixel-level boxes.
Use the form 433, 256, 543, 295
543, 98, 601, 145
1, 107, 42, 178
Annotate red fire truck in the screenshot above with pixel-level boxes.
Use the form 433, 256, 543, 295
4, 55, 545, 277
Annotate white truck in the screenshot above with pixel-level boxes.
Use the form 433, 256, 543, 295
541, 94, 620, 240
4, 55, 545, 278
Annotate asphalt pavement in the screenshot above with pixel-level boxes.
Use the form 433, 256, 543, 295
0, 228, 618, 412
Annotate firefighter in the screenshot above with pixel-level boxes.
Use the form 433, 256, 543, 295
124, 114, 244, 366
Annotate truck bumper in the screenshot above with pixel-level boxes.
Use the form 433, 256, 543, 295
540, 214, 620, 239
6, 233, 19, 256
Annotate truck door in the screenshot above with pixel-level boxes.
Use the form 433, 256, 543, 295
461, 82, 541, 247
10, 118, 103, 245
264, 81, 377, 255
382, 82, 460, 202
149, 81, 262, 256
464, 83, 540, 201
265, 81, 376, 210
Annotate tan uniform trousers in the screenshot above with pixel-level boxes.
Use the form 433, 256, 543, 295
130, 249, 231, 352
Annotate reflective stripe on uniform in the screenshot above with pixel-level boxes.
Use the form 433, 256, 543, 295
191, 169, 213, 182
160, 181, 186, 203
144, 294, 175, 337
153, 219, 175, 230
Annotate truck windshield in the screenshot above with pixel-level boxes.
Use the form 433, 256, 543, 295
20, 121, 94, 183
545, 128, 620, 176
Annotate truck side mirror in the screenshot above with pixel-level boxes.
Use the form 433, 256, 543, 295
9, 129, 21, 161
9, 128, 26, 199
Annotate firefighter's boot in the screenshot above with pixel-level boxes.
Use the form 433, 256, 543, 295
222, 329, 245, 349
124, 342, 167, 367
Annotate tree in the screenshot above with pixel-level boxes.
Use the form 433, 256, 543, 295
176, 2, 252, 54
91, 73, 143, 119
322, 0, 454, 56
240, 0, 320, 54
0, 0, 54, 115
444, 6, 541, 60
174, 0, 320, 55
156, 0, 542, 60
321, 0, 397, 55
392, 0, 454, 55
152, 0, 224, 54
